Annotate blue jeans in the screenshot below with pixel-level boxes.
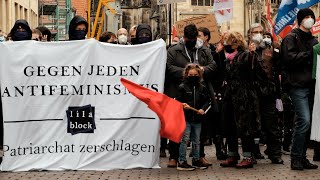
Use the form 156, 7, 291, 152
179, 121, 201, 163
289, 87, 312, 159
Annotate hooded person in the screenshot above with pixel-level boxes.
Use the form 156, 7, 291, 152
68, 16, 88, 41
10, 19, 32, 41
134, 24, 152, 45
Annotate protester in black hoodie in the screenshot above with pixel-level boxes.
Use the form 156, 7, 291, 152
133, 24, 152, 45
68, 16, 88, 41
10, 19, 32, 41
281, 8, 318, 171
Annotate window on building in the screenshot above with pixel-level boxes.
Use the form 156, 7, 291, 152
0, 0, 3, 28
25, 8, 28, 21
191, 0, 214, 6
59, 15, 66, 20
271, 0, 281, 5
15, 3, 18, 20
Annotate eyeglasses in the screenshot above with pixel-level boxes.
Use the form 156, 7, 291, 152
32, 38, 39, 41
251, 31, 263, 34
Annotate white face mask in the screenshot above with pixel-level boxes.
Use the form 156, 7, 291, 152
252, 33, 263, 45
195, 38, 203, 49
303, 18, 315, 30
118, 35, 128, 44
263, 38, 272, 47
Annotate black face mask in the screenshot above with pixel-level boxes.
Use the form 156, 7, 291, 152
72, 30, 86, 40
185, 40, 197, 49
14, 31, 29, 41
187, 76, 200, 85
224, 45, 235, 53
138, 37, 151, 44
131, 37, 137, 45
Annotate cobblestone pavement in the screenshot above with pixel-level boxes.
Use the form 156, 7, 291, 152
1, 145, 320, 180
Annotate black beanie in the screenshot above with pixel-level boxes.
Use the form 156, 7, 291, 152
297, 8, 315, 26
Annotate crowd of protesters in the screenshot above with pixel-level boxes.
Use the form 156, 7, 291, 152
1, 8, 320, 172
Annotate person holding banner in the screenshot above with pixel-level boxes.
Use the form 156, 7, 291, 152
281, 8, 318, 170
68, 15, 88, 41
164, 24, 216, 168
36, 26, 52, 42
9, 19, 32, 41
134, 24, 153, 45
117, 28, 130, 45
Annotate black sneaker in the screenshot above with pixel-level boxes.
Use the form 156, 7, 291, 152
313, 155, 320, 161
303, 159, 318, 169
177, 161, 196, 171
291, 159, 303, 170
282, 149, 290, 155
192, 160, 209, 170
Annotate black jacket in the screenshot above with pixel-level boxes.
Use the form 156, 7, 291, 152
281, 28, 318, 89
164, 41, 216, 99
176, 81, 211, 122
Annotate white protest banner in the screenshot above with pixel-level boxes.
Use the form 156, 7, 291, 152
0, 39, 166, 171
213, 0, 233, 24
311, 52, 320, 142
157, 0, 186, 5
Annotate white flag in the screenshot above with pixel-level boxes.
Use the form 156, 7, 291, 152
213, 0, 233, 24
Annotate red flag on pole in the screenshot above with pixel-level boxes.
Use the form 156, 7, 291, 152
120, 78, 186, 143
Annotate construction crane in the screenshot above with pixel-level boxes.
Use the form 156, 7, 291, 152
88, 0, 121, 39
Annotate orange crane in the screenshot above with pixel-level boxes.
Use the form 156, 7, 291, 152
87, 0, 117, 39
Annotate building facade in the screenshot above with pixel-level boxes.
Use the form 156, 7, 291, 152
0, 0, 38, 35
72, 0, 87, 19
121, 0, 167, 40
39, 0, 73, 41
174, 0, 319, 39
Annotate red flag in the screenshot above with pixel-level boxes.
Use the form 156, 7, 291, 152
120, 78, 186, 143
172, 25, 177, 41
279, 25, 294, 39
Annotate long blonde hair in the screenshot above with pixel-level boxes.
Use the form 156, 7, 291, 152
223, 31, 247, 51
